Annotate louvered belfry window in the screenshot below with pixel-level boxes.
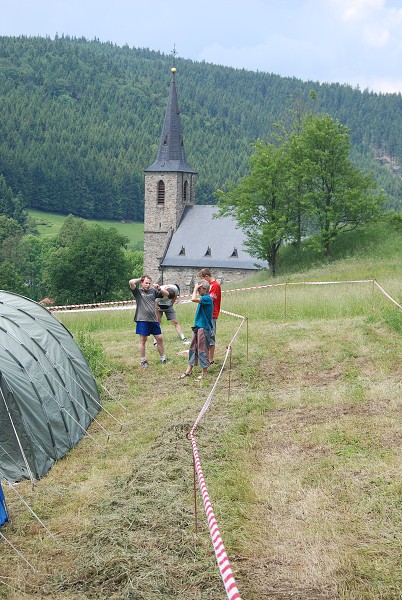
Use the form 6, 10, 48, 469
157, 180, 165, 205
183, 180, 188, 202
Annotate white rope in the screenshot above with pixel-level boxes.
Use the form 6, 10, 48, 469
46, 348, 123, 427
2, 367, 107, 463
99, 382, 128, 413
0, 530, 37, 572
374, 280, 402, 310
40, 356, 115, 434
0, 386, 35, 485
0, 333, 110, 443
191, 318, 246, 432
6, 481, 58, 540
0, 316, 115, 430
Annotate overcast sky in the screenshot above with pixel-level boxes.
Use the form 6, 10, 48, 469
1, 0, 401, 94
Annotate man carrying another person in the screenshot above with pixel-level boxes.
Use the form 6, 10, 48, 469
129, 274, 170, 368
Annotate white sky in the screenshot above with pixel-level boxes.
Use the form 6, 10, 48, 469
1, 0, 401, 93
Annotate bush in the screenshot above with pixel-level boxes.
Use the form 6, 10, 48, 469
75, 329, 107, 379
384, 210, 402, 231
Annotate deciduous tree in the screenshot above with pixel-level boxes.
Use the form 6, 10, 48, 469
46, 224, 131, 304
297, 114, 384, 257
215, 140, 293, 276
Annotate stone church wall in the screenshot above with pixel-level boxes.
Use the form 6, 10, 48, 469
143, 172, 196, 279
159, 266, 260, 295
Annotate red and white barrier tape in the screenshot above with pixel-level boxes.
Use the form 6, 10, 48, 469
188, 429, 241, 600
48, 299, 135, 312
48, 278, 400, 313
220, 309, 245, 319
188, 318, 246, 599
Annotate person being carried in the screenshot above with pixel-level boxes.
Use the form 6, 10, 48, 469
179, 279, 213, 381
129, 274, 170, 368
153, 284, 190, 346
198, 268, 221, 364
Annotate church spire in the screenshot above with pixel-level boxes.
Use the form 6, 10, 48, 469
145, 67, 196, 173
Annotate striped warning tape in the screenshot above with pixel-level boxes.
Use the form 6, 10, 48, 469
220, 309, 245, 319
187, 318, 246, 599
47, 278, 401, 313
188, 428, 241, 600
47, 299, 135, 311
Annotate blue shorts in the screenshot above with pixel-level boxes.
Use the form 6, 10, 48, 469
135, 321, 162, 337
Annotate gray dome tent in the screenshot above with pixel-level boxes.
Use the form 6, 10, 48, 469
0, 291, 101, 483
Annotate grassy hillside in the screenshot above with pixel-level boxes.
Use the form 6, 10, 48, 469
28, 209, 144, 249
0, 245, 400, 598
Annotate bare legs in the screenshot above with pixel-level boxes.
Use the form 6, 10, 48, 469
172, 318, 185, 339
139, 334, 165, 363
154, 333, 165, 357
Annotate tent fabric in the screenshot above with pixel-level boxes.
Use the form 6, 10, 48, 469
0, 291, 101, 482
0, 482, 8, 526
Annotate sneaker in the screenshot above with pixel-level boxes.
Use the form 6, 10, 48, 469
140, 360, 148, 368
161, 357, 168, 364
153, 340, 157, 347
182, 339, 190, 345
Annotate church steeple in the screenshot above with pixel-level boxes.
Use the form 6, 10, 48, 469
145, 68, 196, 173
143, 66, 197, 280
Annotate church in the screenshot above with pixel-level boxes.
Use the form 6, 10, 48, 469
143, 67, 267, 292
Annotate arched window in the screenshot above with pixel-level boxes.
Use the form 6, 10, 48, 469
157, 180, 165, 205
183, 180, 188, 202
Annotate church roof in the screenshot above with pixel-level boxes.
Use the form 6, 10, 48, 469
161, 205, 268, 270
145, 68, 196, 174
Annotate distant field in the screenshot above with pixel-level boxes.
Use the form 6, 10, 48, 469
28, 209, 144, 249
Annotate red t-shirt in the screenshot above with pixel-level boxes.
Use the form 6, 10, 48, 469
209, 279, 221, 319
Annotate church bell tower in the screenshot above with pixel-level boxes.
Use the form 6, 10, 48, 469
143, 68, 197, 280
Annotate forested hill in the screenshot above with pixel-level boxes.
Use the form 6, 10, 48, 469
1, 35, 401, 221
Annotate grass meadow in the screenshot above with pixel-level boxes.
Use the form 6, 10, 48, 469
28, 209, 144, 249
0, 225, 401, 599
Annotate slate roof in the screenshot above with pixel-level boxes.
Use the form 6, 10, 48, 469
161, 205, 268, 270
145, 69, 196, 174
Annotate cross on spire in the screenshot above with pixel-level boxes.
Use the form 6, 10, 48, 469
171, 44, 178, 65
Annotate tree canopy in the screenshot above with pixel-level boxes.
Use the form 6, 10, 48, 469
45, 220, 132, 304
216, 114, 384, 273
294, 114, 383, 256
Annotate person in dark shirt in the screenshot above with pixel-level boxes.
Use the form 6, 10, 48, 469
129, 275, 169, 368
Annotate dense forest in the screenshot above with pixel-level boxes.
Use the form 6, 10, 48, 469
0, 34, 401, 222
